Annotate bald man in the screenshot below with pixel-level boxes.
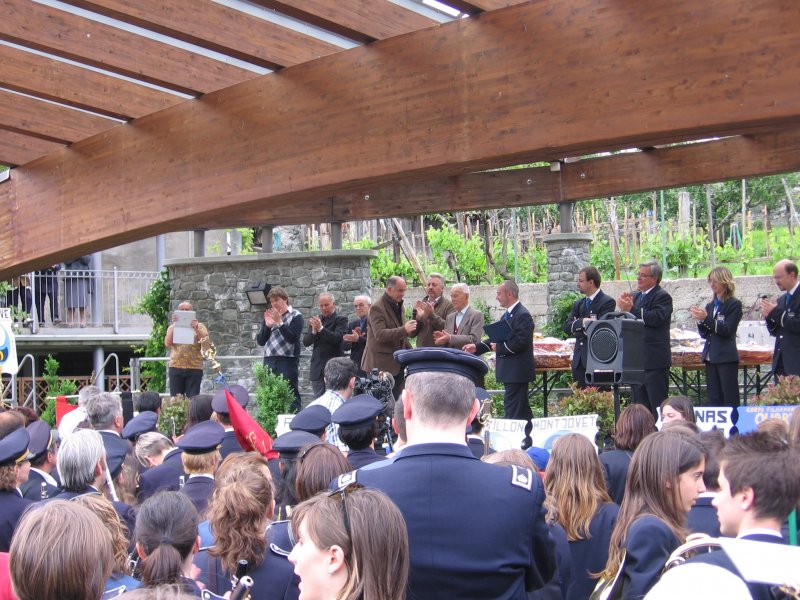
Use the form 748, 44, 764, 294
164, 301, 211, 397
761, 259, 800, 377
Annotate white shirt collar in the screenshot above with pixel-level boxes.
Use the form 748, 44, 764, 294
30, 467, 59, 487
789, 282, 800, 296
640, 285, 656, 295
506, 301, 520, 314
587, 290, 600, 301
737, 528, 782, 539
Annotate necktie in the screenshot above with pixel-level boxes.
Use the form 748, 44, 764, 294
454, 311, 463, 333
502, 311, 510, 321
584, 297, 591, 312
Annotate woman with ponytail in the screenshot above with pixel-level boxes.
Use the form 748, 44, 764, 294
194, 452, 299, 600
134, 491, 202, 596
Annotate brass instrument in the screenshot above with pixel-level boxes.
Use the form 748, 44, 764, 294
478, 395, 494, 455
199, 335, 222, 375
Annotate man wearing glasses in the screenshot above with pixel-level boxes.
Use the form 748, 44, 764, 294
617, 260, 673, 418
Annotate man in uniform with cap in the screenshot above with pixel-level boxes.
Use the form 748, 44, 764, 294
20, 420, 61, 501
178, 420, 225, 515
122, 410, 159, 442
211, 384, 250, 459
0, 427, 33, 551
338, 347, 555, 600
290, 405, 332, 440
332, 395, 386, 469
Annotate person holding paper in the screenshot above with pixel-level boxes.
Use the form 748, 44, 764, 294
463, 279, 536, 449
164, 301, 210, 398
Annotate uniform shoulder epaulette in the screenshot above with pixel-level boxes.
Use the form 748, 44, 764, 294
268, 519, 295, 557
335, 470, 359, 489
101, 584, 128, 599
510, 465, 533, 491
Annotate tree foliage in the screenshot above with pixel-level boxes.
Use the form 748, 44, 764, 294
134, 269, 170, 392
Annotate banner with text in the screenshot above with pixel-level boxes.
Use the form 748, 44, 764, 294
487, 414, 599, 453
656, 407, 734, 437
736, 405, 796, 434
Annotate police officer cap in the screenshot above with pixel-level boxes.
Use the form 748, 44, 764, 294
177, 420, 225, 455
0, 428, 32, 467
26, 420, 55, 458
211, 384, 250, 414
272, 430, 323, 456
122, 411, 159, 441
290, 405, 332, 434
394, 347, 488, 383
331, 395, 383, 427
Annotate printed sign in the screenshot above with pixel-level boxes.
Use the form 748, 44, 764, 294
0, 308, 19, 375
487, 414, 599, 453
657, 407, 734, 437
275, 414, 294, 437
736, 405, 796, 434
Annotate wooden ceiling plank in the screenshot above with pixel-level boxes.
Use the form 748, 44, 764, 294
0, 130, 65, 167
60, 0, 342, 69
2, 0, 800, 276
248, 0, 438, 42
0, 45, 182, 120
0, 90, 117, 144
0, 0, 256, 95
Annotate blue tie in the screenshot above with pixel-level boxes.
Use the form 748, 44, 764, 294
502, 311, 510, 321
584, 297, 591, 312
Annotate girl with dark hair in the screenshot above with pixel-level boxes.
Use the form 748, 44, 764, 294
295, 443, 351, 503
659, 396, 696, 426
289, 486, 409, 600
600, 404, 656, 505
544, 434, 618, 600
194, 452, 299, 600
134, 491, 201, 596
600, 431, 706, 599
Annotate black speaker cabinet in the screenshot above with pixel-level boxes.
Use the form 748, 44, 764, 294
585, 317, 645, 386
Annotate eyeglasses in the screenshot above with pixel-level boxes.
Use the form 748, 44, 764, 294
328, 482, 364, 542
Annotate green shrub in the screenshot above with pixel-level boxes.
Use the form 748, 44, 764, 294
157, 394, 189, 438
542, 291, 581, 339
253, 364, 297, 437
557, 383, 615, 447
754, 375, 800, 406
40, 355, 78, 427
134, 269, 170, 392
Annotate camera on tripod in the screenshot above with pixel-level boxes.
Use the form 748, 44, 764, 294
353, 369, 396, 452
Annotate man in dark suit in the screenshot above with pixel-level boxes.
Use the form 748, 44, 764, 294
684, 431, 800, 600
361, 276, 417, 398
761, 258, 800, 377
137, 442, 184, 502
464, 280, 535, 448
337, 347, 555, 600
303, 292, 349, 397
343, 295, 371, 373
617, 260, 673, 418
411, 273, 454, 347
563, 266, 616, 388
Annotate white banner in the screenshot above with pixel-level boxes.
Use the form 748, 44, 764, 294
657, 407, 734, 437
275, 414, 294, 437
0, 308, 19, 376
487, 414, 599, 453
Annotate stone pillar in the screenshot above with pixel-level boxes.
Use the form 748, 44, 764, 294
543, 232, 593, 310
331, 222, 343, 250
559, 202, 574, 234
193, 230, 205, 257
260, 226, 273, 253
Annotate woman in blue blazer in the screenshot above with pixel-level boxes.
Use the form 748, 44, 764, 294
690, 267, 742, 408
600, 431, 706, 599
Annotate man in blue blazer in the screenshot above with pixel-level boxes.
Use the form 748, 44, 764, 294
465, 280, 535, 447
761, 258, 800, 377
617, 260, 673, 418
684, 431, 800, 600
563, 266, 616, 388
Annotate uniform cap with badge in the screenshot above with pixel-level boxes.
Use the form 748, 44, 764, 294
331, 395, 384, 427
394, 347, 488, 383
290, 405, 332, 435
122, 411, 159, 441
26, 420, 57, 460
0, 427, 33, 467
272, 430, 323, 457
177, 420, 225, 455
211, 384, 250, 415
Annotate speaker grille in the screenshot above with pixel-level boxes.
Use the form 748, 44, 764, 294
590, 327, 619, 363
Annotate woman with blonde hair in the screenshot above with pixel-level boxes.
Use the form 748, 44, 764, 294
544, 434, 618, 600
74, 493, 140, 596
194, 452, 299, 600
599, 431, 706, 599
690, 266, 742, 408
289, 485, 409, 600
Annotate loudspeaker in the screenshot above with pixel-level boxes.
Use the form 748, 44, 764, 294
585, 316, 645, 386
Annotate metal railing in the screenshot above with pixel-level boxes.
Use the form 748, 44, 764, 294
3, 268, 159, 329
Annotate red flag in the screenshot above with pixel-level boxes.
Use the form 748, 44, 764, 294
225, 389, 278, 460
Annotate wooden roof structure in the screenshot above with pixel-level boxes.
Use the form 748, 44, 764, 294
2, 0, 800, 278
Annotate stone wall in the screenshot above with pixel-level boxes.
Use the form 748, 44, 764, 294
165, 250, 376, 397
543, 233, 593, 308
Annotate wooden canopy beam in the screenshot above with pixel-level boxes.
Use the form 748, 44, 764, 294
2, 0, 800, 277
198, 129, 800, 228
0, 0, 256, 95
0, 130, 65, 168
248, 0, 438, 43
60, 0, 343, 70
0, 44, 182, 121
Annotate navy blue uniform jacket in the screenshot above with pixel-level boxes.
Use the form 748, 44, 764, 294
20, 469, 61, 501
765, 288, 800, 375
138, 447, 186, 502
0, 490, 33, 552
620, 515, 681, 600
686, 495, 721, 537
181, 476, 214, 516
347, 443, 556, 600
599, 449, 633, 506
697, 297, 742, 363
563, 290, 616, 369
630, 287, 673, 370
219, 430, 245, 460
477, 303, 536, 384
565, 502, 619, 600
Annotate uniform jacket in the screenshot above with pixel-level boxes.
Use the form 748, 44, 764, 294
477, 303, 536, 384
0, 490, 33, 552
765, 288, 800, 376
620, 515, 681, 600
697, 297, 742, 364
600, 449, 633, 506
686, 495, 721, 537
181, 475, 215, 516
346, 443, 556, 600
563, 290, 616, 369
344, 316, 368, 370
302, 311, 348, 381
361, 293, 412, 376
444, 305, 485, 349
55, 487, 136, 540
219, 430, 245, 460
630, 286, 673, 370
138, 447, 186, 502
345, 448, 386, 469
411, 295, 454, 348
20, 469, 61, 501
565, 502, 619, 600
